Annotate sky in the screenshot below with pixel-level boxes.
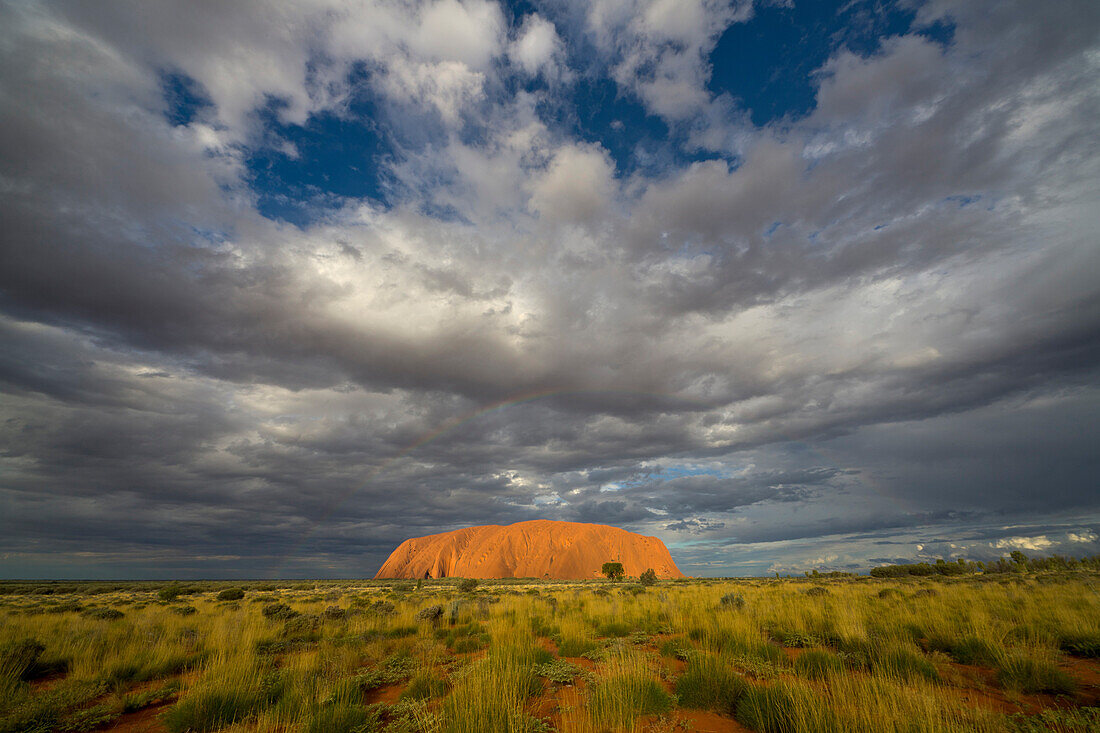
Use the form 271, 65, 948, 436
1, 0, 1098, 579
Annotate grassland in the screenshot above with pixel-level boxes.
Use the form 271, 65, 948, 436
1, 573, 1099, 732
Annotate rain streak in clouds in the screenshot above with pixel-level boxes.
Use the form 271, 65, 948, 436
1, 0, 1098, 578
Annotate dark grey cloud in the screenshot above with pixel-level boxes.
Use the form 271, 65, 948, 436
2, 0, 1099, 578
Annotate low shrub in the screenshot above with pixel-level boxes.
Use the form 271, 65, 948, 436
321, 605, 347, 621
44, 601, 83, 614
780, 631, 817, 648
458, 578, 478, 593
639, 569, 658, 586
261, 603, 297, 620
804, 586, 829, 597
720, 593, 746, 610
283, 614, 320, 636
415, 604, 444, 622
216, 588, 245, 601
535, 659, 582, 684
1006, 706, 1100, 732
83, 607, 124, 621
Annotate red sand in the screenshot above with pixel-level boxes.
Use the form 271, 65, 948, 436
374, 519, 684, 579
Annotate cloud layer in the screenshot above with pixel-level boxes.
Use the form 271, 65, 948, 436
1, 0, 1098, 578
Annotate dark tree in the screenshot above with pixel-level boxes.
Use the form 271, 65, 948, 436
601, 561, 625, 581
639, 568, 658, 586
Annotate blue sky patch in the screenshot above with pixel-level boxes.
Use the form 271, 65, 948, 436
708, 0, 953, 126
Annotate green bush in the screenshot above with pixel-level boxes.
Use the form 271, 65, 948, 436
261, 603, 297, 620
216, 588, 245, 601
458, 578, 478, 593
158, 585, 184, 602
535, 659, 582, 684
639, 569, 658, 586
720, 592, 745, 609
83, 607, 124, 621
415, 604, 444, 622
601, 562, 625, 581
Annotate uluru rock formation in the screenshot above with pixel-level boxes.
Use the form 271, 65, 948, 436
374, 520, 684, 580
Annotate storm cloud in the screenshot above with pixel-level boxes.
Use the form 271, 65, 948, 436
1, 0, 1098, 578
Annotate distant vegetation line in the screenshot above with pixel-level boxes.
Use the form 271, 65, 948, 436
867, 552, 1100, 579
3, 551, 1099, 590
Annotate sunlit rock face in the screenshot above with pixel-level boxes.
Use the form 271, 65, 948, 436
374, 520, 684, 580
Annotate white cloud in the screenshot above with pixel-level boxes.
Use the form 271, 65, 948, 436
993, 536, 1054, 552
382, 58, 486, 123
528, 144, 616, 226
412, 0, 504, 70
510, 14, 567, 80
586, 0, 753, 121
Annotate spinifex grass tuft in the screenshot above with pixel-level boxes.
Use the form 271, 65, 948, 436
588, 650, 674, 729
996, 651, 1076, 695
735, 680, 838, 733
794, 648, 844, 679
675, 650, 745, 711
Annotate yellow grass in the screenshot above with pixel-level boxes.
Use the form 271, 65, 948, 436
0, 574, 1098, 732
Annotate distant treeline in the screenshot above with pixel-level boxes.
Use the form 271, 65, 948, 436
870, 551, 1100, 578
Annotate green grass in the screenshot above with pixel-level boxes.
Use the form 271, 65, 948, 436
928, 634, 999, 665
589, 672, 674, 728
735, 680, 837, 733
400, 670, 449, 700
875, 646, 939, 681
996, 652, 1076, 695
556, 635, 599, 657
675, 651, 745, 711
1, 575, 1098, 733
794, 649, 844, 679
160, 684, 270, 733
